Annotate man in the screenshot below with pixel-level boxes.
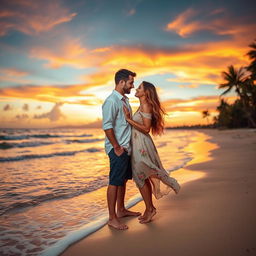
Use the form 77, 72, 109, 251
102, 69, 141, 230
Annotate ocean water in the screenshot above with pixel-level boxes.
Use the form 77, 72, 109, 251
0, 128, 203, 256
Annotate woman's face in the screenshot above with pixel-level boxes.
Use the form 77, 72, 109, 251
135, 83, 145, 98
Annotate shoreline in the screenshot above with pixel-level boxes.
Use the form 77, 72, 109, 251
42, 130, 213, 256
57, 129, 221, 256
59, 128, 256, 256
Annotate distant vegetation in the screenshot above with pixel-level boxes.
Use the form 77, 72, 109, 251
166, 124, 213, 130
167, 40, 256, 130
208, 39, 256, 129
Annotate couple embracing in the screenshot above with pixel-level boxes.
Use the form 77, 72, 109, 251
102, 69, 180, 230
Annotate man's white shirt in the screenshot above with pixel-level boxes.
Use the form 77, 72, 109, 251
102, 90, 132, 155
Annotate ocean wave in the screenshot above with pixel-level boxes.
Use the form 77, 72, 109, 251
0, 138, 104, 150
0, 133, 93, 141
65, 138, 104, 144
166, 154, 193, 173
0, 141, 54, 150
0, 147, 102, 162
0, 176, 108, 216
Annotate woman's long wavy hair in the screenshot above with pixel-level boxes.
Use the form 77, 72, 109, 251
142, 81, 166, 136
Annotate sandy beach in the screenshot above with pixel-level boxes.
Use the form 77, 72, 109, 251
60, 129, 256, 256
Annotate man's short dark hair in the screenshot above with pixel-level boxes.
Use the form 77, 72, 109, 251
115, 69, 136, 85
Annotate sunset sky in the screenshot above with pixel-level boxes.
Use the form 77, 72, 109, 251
0, 0, 255, 128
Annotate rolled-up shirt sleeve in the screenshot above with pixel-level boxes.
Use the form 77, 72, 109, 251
102, 99, 118, 130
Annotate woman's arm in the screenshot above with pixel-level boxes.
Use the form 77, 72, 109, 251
123, 105, 152, 134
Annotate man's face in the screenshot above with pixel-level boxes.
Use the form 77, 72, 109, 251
123, 75, 134, 94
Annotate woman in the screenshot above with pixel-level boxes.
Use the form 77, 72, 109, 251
123, 81, 180, 224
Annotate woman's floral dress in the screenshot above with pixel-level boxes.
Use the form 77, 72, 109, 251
131, 110, 180, 199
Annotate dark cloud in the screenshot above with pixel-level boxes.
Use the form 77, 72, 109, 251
3, 104, 12, 111
16, 113, 29, 119
22, 103, 29, 111
34, 102, 65, 122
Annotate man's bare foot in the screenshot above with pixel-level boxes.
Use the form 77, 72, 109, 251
139, 208, 156, 224
107, 218, 128, 230
117, 209, 141, 218
138, 206, 156, 220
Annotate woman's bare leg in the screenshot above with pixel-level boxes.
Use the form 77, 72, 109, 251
138, 178, 156, 223
139, 179, 156, 220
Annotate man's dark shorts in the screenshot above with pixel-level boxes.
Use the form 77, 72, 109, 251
108, 148, 132, 186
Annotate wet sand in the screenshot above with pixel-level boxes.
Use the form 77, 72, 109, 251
60, 129, 256, 256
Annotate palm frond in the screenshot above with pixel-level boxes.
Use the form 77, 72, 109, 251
220, 87, 232, 95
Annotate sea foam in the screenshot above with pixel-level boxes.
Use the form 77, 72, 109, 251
41, 194, 143, 256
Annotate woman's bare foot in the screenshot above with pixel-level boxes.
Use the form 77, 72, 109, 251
139, 208, 156, 223
107, 218, 128, 230
138, 215, 144, 220
138, 206, 156, 220
117, 209, 141, 218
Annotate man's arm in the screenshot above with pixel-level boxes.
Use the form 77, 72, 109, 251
104, 129, 124, 156
102, 100, 124, 156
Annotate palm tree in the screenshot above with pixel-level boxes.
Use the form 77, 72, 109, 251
219, 65, 251, 97
219, 65, 256, 127
202, 110, 210, 125
216, 99, 232, 128
246, 39, 256, 78
246, 39, 256, 123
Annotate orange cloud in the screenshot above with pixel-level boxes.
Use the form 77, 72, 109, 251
85, 39, 249, 88
91, 47, 112, 53
1, 13, 253, 123
0, 68, 31, 84
162, 95, 237, 113
0, 83, 104, 107
24, 12, 252, 88
166, 7, 256, 39
178, 84, 199, 88
1, 34, 250, 106
80, 71, 114, 85
0, 68, 29, 77
0, 0, 76, 36
162, 95, 238, 126
30, 39, 106, 69
166, 8, 200, 37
